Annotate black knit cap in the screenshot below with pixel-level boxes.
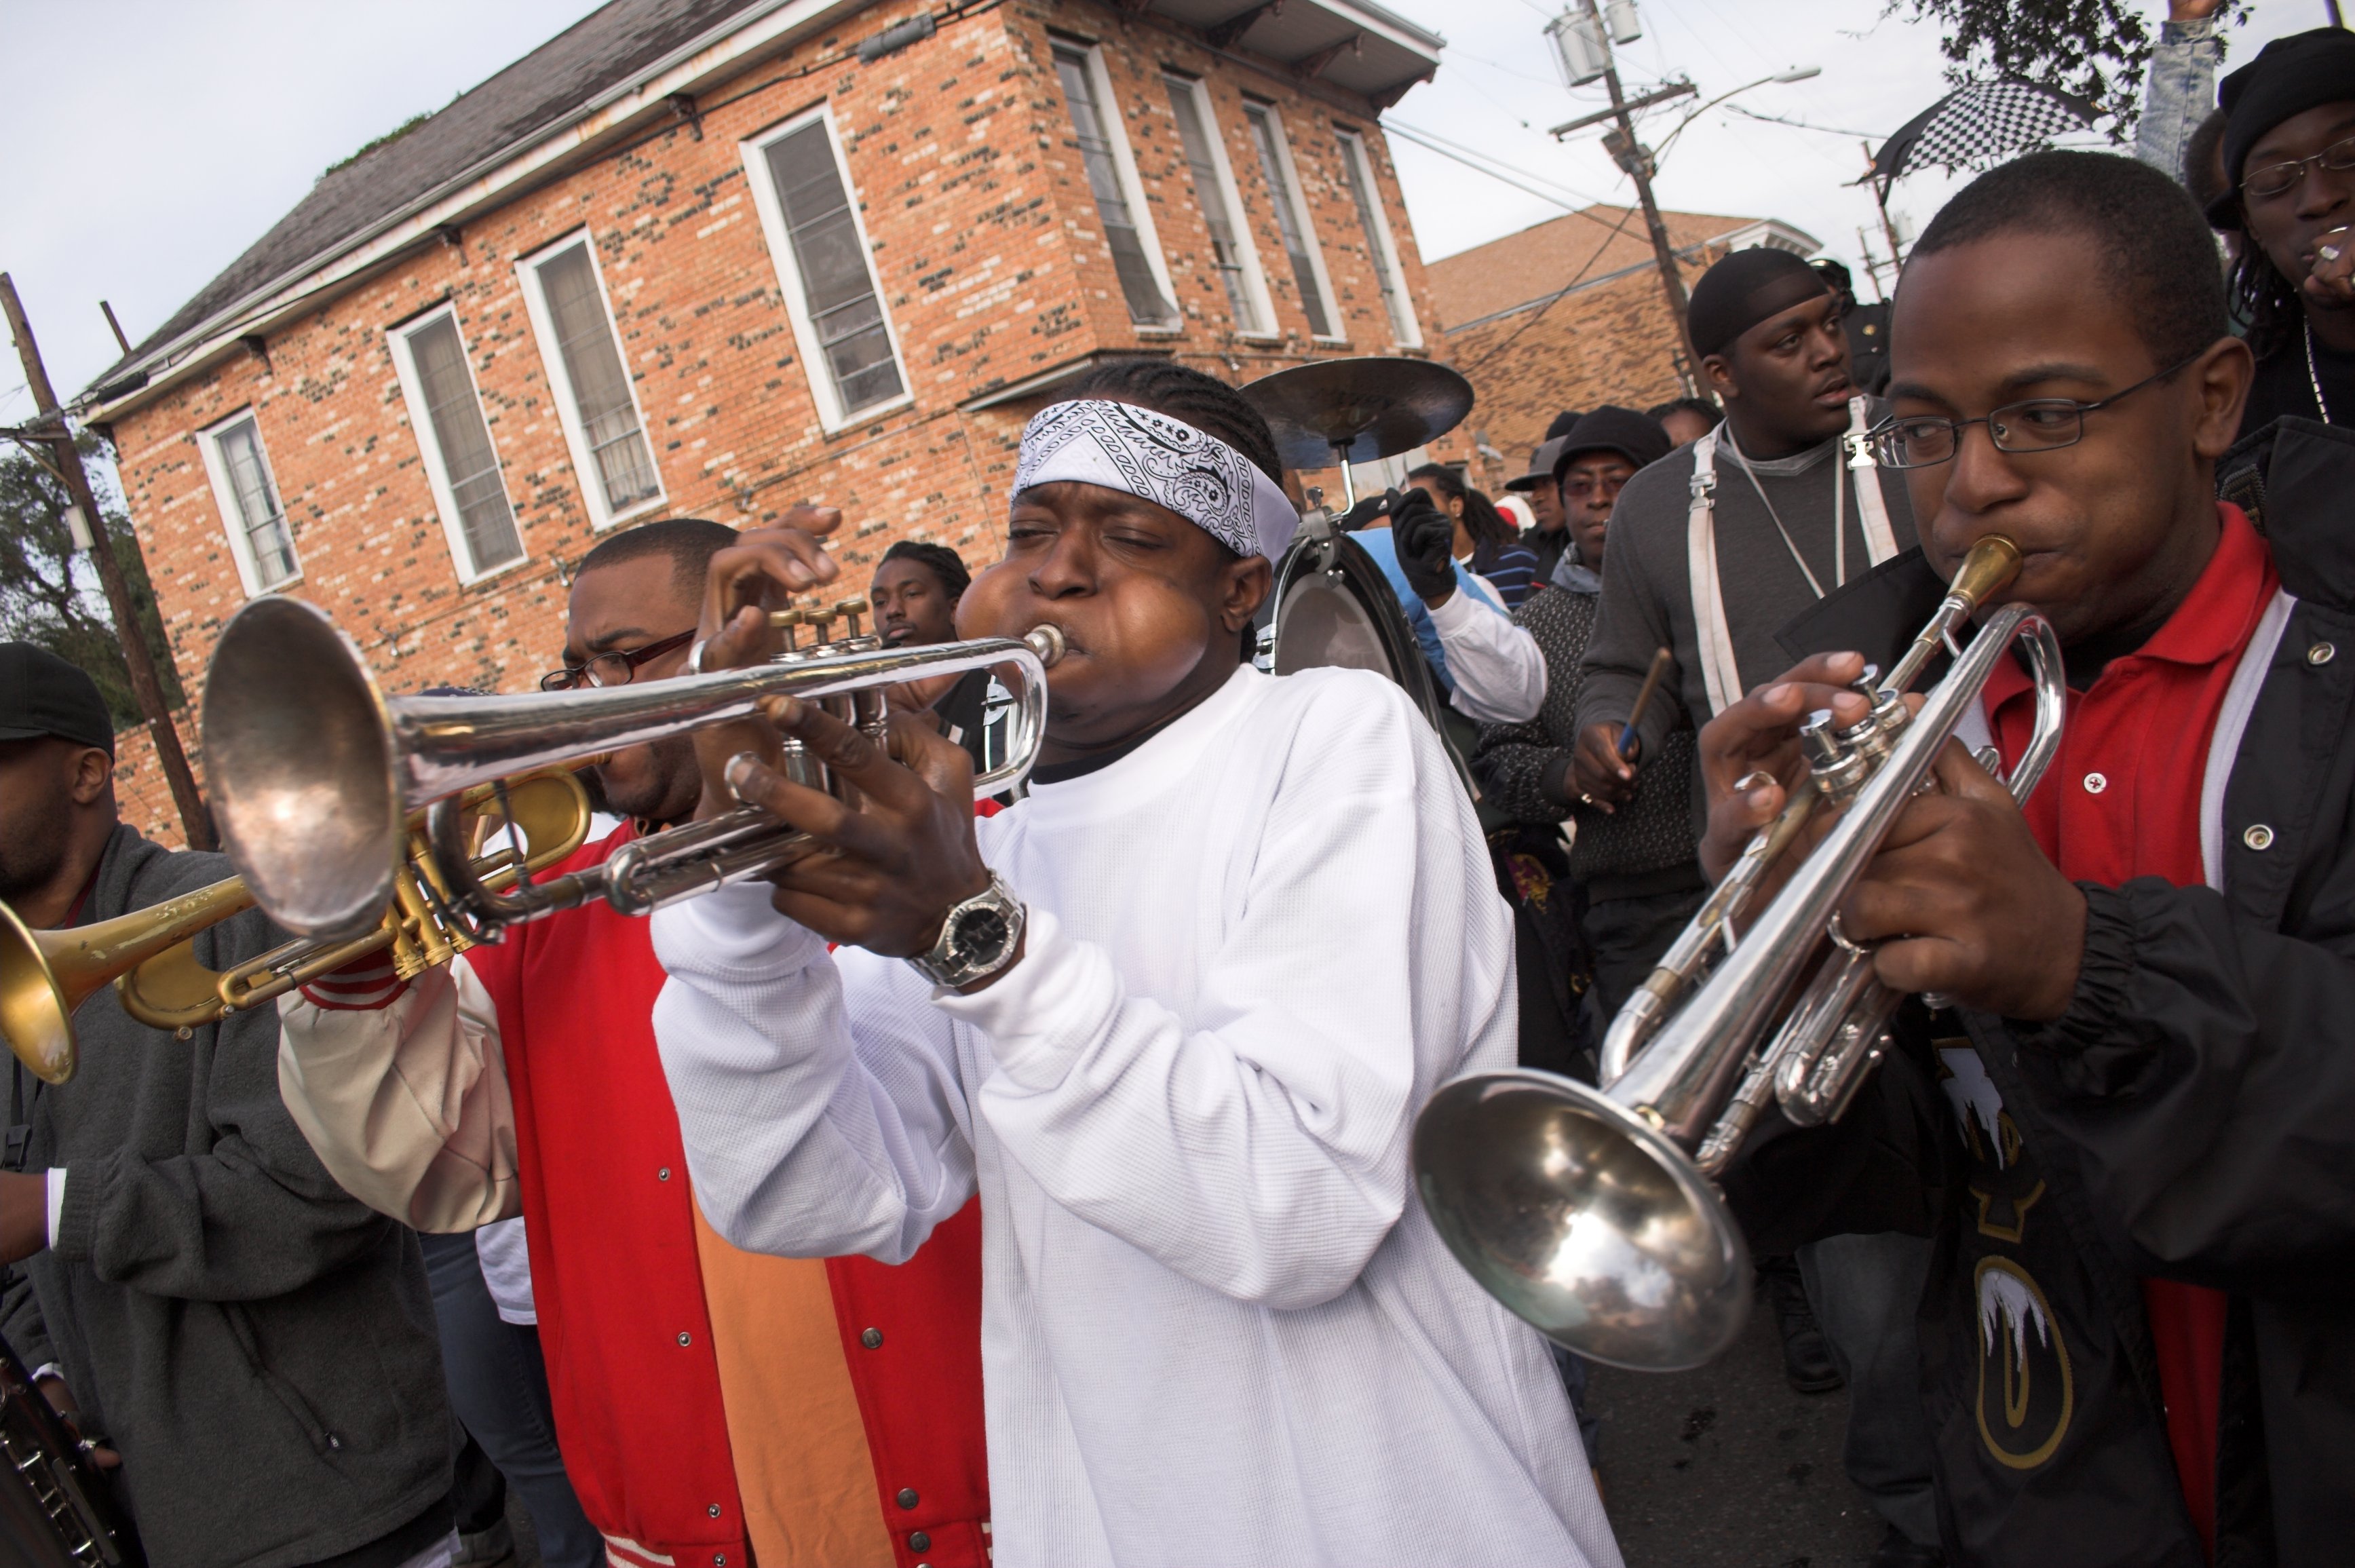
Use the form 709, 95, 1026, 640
0, 643, 115, 753
2212, 27, 2355, 227
1552, 406, 1672, 477
1685, 247, 1831, 360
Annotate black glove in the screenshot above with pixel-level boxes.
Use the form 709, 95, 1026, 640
1390, 488, 1458, 603
1337, 489, 1396, 533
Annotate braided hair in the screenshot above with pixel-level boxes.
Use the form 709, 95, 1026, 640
877, 538, 971, 601
1406, 463, 1517, 553
1065, 358, 1286, 486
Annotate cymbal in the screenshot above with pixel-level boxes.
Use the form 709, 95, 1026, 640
1242, 358, 1475, 469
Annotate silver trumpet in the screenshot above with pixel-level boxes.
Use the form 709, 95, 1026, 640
1413, 536, 2066, 1371
200, 594, 1064, 943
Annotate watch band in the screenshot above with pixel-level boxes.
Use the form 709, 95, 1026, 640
907, 873, 1025, 989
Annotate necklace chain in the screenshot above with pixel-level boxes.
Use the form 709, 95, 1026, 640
2307, 320, 2335, 426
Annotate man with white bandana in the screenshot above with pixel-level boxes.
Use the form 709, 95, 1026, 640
651, 360, 1620, 1568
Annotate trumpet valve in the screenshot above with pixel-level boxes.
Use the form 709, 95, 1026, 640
834, 596, 870, 640
1802, 710, 1870, 809
767, 607, 805, 653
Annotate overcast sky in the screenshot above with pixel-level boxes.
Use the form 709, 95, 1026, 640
0, 0, 2334, 430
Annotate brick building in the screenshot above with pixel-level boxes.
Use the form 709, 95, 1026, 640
81, 0, 1450, 842
1423, 204, 1818, 490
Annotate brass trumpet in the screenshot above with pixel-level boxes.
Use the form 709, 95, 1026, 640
1413, 537, 2067, 1371
0, 769, 592, 1084
199, 594, 1062, 943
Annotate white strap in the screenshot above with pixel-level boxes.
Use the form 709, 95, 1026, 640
1846, 396, 1900, 568
1686, 429, 1745, 716
2200, 588, 2297, 892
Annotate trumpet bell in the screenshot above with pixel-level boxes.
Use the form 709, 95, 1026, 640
1413, 1069, 1750, 1371
0, 902, 75, 1084
204, 596, 403, 942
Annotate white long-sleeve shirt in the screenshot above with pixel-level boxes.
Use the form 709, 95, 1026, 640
651, 664, 1617, 1568
1428, 581, 1547, 723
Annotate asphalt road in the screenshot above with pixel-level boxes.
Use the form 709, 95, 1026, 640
1586, 1295, 1890, 1568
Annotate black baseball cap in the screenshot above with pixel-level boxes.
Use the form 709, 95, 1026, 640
0, 643, 116, 753
1554, 406, 1673, 477
1506, 436, 1569, 492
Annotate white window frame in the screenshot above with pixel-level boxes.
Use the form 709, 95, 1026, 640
1335, 128, 1423, 349
386, 304, 526, 586
1053, 37, 1184, 335
1241, 100, 1342, 344
195, 407, 301, 596
740, 103, 915, 434
1164, 73, 1280, 342
513, 229, 666, 531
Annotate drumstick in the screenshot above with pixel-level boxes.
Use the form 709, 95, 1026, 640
1618, 647, 1673, 761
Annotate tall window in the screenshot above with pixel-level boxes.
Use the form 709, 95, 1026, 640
1337, 130, 1421, 348
390, 308, 524, 580
520, 237, 662, 526
199, 412, 300, 593
1164, 75, 1270, 335
752, 114, 907, 423
1052, 42, 1176, 328
1242, 102, 1335, 339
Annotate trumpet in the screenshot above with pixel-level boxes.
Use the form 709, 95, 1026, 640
0, 768, 593, 1084
1413, 537, 2067, 1371
199, 593, 1062, 944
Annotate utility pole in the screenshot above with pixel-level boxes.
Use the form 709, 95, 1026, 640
1862, 140, 1907, 273
1, 274, 214, 850
1575, 0, 1698, 391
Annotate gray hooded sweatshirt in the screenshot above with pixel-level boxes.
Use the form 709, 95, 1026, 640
3, 826, 449, 1568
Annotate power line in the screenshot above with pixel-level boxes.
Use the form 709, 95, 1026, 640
1455, 205, 1642, 378
1723, 102, 1886, 140
1383, 119, 1615, 208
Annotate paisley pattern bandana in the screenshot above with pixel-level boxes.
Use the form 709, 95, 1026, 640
1013, 398, 1300, 561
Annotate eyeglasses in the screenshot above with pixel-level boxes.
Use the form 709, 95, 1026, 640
2240, 133, 2355, 201
1864, 353, 2201, 470
538, 628, 695, 692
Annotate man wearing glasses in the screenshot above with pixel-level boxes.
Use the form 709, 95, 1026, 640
1569, 248, 1942, 1568
2200, 26, 2355, 438
1705, 149, 2353, 1564
278, 516, 992, 1568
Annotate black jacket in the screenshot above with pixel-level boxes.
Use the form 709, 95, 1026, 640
1740, 417, 2355, 1567
3, 827, 451, 1568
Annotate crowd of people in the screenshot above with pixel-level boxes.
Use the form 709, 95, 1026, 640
2, 10, 2353, 1567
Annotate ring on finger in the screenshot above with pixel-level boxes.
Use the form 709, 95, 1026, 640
1733, 769, 1777, 794
725, 750, 764, 803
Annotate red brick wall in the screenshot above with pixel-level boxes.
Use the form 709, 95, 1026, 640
106, 0, 1451, 719
109, 719, 201, 852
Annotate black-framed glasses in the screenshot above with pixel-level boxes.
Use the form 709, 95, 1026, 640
1865, 353, 2202, 470
538, 628, 695, 691
2241, 133, 2355, 201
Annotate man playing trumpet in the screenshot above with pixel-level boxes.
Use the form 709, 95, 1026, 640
650, 360, 1621, 1567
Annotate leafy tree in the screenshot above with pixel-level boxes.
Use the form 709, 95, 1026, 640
1889, 0, 2248, 137
0, 434, 185, 727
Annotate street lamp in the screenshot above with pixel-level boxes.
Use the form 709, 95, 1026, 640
1650, 66, 1822, 161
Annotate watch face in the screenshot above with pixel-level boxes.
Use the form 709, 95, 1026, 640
951, 902, 1012, 963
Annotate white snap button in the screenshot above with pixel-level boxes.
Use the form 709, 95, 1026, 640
2083, 772, 2108, 794
2310, 641, 2337, 666
2244, 824, 2275, 851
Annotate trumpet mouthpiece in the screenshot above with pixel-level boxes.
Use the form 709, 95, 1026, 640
1025, 624, 1068, 668
1947, 535, 2023, 614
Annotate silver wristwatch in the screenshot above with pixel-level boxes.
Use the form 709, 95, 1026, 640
907, 873, 1025, 989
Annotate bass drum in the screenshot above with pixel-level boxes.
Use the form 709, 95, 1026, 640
0, 1340, 144, 1567
1265, 514, 1479, 796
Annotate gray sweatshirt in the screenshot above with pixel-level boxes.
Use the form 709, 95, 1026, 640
2, 826, 450, 1568
1575, 423, 1917, 761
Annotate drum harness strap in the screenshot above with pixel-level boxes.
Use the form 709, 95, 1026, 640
1687, 396, 1900, 716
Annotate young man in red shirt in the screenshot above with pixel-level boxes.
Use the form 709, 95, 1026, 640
277, 517, 989, 1568
1707, 151, 2355, 1564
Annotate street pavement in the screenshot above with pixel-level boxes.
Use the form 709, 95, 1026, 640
1587, 1290, 1891, 1567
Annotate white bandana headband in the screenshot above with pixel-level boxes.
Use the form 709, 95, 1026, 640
1013, 399, 1300, 561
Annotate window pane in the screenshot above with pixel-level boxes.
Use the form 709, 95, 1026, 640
1164, 78, 1264, 333
407, 315, 522, 572
1054, 47, 1174, 327
763, 122, 906, 415
216, 419, 299, 586
1244, 105, 1330, 337
1341, 136, 1414, 343
535, 243, 659, 512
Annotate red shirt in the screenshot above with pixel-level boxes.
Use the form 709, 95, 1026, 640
1983, 503, 2278, 1559
462, 822, 990, 1568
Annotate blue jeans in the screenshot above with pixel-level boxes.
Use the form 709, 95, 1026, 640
1797, 1231, 1938, 1547
2134, 19, 2221, 186
420, 1232, 602, 1568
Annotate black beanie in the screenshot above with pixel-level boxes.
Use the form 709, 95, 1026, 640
1552, 406, 1672, 478
2213, 27, 2355, 227
1686, 247, 1832, 360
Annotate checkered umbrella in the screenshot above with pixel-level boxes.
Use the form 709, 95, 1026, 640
1865, 80, 2096, 198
